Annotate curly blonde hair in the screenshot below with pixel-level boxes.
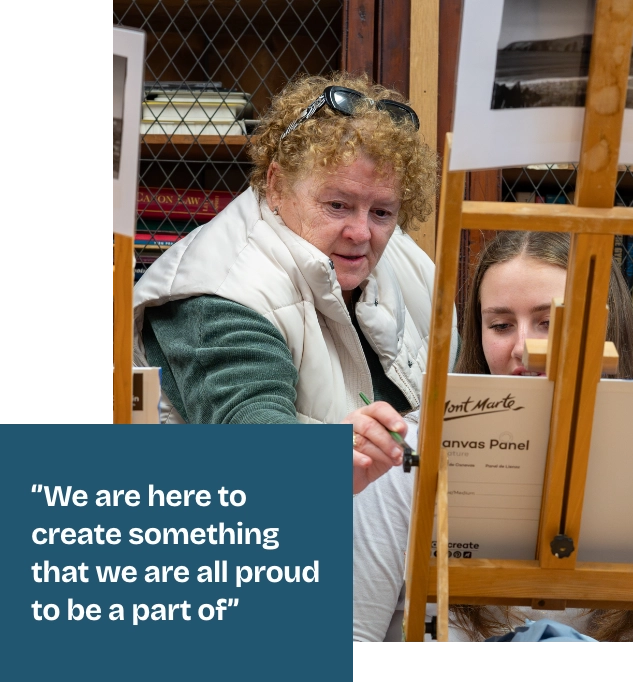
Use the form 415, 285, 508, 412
248, 72, 437, 230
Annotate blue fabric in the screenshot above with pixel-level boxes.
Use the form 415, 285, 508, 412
485, 618, 597, 642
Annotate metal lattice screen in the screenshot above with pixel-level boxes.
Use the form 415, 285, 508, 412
113, 0, 343, 280
502, 164, 633, 298
457, 165, 633, 331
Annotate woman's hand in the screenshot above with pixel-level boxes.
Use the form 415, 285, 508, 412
342, 401, 407, 495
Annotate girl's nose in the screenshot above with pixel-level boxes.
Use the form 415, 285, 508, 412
512, 324, 528, 361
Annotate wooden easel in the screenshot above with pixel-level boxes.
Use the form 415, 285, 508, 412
113, 234, 134, 424
404, 0, 633, 642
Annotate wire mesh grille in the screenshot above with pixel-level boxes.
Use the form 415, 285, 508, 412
113, 0, 343, 280
502, 165, 633, 299
456, 166, 633, 332
114, 3, 632, 313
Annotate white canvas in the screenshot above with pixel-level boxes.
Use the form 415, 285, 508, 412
450, 0, 633, 170
113, 27, 146, 237
407, 374, 633, 562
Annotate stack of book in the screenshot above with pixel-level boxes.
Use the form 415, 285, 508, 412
134, 186, 238, 281
514, 191, 575, 204
141, 82, 253, 136
137, 186, 234, 222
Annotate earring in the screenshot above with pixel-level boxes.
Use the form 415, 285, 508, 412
273, 206, 279, 215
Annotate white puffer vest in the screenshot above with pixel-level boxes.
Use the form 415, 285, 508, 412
134, 188, 458, 424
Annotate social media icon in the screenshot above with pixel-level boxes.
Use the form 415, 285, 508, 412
453, 551, 462, 558
464, 551, 472, 558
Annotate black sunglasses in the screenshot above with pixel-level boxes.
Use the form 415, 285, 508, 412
280, 85, 420, 140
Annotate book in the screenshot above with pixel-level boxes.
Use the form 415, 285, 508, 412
613, 234, 624, 269
512, 193, 546, 203
623, 235, 633, 289
135, 263, 150, 281
514, 191, 536, 202
140, 120, 247, 136
143, 100, 247, 123
141, 84, 252, 137
144, 81, 223, 96
512, 191, 553, 203
134, 252, 159, 281
134, 252, 160, 264
132, 367, 161, 424
146, 90, 253, 116
135, 233, 183, 249
137, 187, 235, 221
136, 218, 199, 235
144, 90, 252, 105
545, 194, 567, 204
134, 244, 172, 252
144, 82, 253, 105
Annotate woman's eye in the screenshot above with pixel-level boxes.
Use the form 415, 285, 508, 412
490, 323, 511, 332
374, 209, 389, 218
330, 201, 344, 210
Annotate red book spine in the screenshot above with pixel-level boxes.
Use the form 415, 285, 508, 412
134, 232, 181, 246
137, 187, 236, 221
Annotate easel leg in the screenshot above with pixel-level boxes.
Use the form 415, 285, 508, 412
436, 448, 449, 642
113, 233, 134, 424
404, 135, 465, 642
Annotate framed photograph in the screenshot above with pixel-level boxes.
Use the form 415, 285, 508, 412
113, 26, 145, 236
450, 0, 633, 170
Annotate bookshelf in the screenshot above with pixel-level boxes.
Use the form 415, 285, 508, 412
114, 1, 633, 333
113, 0, 430, 281
113, 0, 345, 278
141, 134, 250, 161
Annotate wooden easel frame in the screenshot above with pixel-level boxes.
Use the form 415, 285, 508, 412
404, 0, 633, 642
113, 234, 134, 424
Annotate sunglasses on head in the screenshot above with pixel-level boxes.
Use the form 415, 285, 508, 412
280, 85, 420, 140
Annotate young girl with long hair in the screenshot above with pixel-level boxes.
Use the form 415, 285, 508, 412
353, 230, 633, 642
450, 231, 633, 641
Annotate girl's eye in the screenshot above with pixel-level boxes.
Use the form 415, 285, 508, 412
540, 319, 550, 330
489, 323, 511, 332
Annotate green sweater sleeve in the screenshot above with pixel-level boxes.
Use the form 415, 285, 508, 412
143, 295, 299, 424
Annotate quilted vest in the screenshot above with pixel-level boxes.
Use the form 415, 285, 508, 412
133, 188, 458, 423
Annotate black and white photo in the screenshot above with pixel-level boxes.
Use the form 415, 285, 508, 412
113, 54, 127, 178
492, 0, 596, 109
450, 0, 633, 170
113, 26, 145, 237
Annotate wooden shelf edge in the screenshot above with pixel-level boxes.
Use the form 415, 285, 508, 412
141, 134, 253, 147
142, 134, 254, 148
140, 134, 257, 162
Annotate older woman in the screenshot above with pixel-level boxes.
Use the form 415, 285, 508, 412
133, 72, 458, 493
